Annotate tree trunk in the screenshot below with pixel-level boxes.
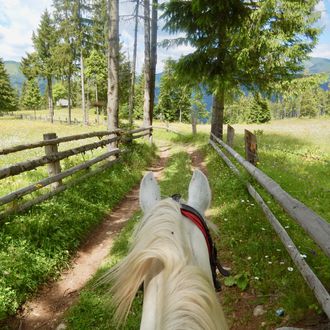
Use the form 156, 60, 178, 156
143, 0, 151, 128
81, 52, 87, 125
211, 89, 224, 139
149, 0, 158, 126
95, 84, 99, 125
68, 73, 72, 125
107, 0, 119, 139
191, 108, 197, 134
128, 0, 139, 127
47, 76, 54, 123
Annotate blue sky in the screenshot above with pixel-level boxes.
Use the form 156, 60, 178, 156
0, 0, 329, 73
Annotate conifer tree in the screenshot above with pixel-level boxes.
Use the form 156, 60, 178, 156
20, 79, 42, 118
247, 93, 271, 124
162, 0, 320, 138
0, 58, 18, 112
32, 9, 57, 123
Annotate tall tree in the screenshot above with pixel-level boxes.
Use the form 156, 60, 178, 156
53, 0, 79, 124
32, 10, 57, 123
0, 58, 18, 113
143, 0, 151, 127
149, 0, 158, 126
128, 0, 140, 127
107, 0, 120, 133
162, 0, 320, 139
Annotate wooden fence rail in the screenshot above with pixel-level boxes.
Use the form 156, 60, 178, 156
0, 126, 152, 219
209, 138, 330, 319
211, 133, 330, 259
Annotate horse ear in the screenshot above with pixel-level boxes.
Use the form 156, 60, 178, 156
187, 169, 211, 216
139, 172, 161, 213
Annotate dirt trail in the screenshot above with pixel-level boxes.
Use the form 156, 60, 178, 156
3, 145, 170, 330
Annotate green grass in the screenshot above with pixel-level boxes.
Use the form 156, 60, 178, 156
0, 142, 156, 321
205, 144, 330, 327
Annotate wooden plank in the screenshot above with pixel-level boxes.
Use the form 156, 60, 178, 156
244, 129, 258, 165
0, 136, 120, 180
0, 149, 120, 206
211, 133, 330, 259
0, 129, 122, 155
0, 158, 120, 220
209, 139, 330, 319
226, 125, 235, 147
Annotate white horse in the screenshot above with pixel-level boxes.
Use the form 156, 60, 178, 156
105, 169, 228, 329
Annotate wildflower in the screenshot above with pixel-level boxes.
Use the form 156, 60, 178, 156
284, 225, 290, 229
268, 261, 272, 264
247, 256, 252, 260
265, 255, 269, 258
254, 276, 260, 280
261, 227, 266, 231
300, 254, 307, 259
287, 267, 294, 272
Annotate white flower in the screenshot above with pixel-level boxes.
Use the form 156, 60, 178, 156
287, 267, 294, 272
285, 225, 290, 229
276, 249, 281, 252
241, 199, 245, 203
265, 255, 269, 258
254, 276, 259, 280
300, 254, 307, 259
247, 256, 252, 260
280, 261, 285, 265
268, 261, 272, 264
261, 227, 266, 231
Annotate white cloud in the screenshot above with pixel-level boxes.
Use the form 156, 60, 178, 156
315, 0, 330, 29
0, 0, 53, 61
312, 43, 330, 58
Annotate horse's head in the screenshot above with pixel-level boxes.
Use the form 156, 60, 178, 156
139, 169, 212, 217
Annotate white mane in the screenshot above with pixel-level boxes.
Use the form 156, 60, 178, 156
104, 198, 228, 329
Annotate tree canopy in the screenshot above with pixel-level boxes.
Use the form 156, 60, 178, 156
161, 0, 321, 137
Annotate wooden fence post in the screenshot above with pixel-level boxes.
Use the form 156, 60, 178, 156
227, 125, 235, 147
244, 129, 258, 165
44, 133, 62, 190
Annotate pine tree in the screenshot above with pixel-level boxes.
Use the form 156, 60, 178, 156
247, 93, 271, 124
0, 58, 18, 112
162, 0, 320, 138
20, 79, 42, 114
32, 9, 57, 123
156, 59, 191, 122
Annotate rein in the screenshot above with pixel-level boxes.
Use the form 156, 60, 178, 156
171, 194, 230, 291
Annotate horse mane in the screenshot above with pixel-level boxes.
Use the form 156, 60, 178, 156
102, 198, 227, 329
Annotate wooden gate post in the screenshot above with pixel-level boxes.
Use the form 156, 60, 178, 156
227, 125, 235, 147
44, 133, 62, 190
244, 129, 258, 165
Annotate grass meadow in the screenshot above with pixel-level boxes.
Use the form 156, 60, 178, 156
0, 116, 329, 328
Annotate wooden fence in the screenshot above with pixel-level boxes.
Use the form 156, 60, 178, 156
210, 127, 330, 319
0, 126, 152, 220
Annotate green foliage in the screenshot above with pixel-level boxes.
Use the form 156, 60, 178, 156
247, 93, 271, 124
133, 73, 145, 120
52, 82, 67, 104
156, 59, 191, 122
20, 79, 42, 110
0, 142, 155, 319
224, 272, 249, 291
0, 58, 18, 112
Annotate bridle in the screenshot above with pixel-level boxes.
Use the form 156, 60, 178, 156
171, 194, 230, 291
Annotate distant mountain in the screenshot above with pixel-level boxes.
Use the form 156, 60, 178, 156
303, 57, 330, 74
4, 60, 25, 93
5, 57, 330, 99
4, 60, 46, 95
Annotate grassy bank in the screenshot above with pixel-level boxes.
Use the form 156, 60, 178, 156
0, 142, 155, 320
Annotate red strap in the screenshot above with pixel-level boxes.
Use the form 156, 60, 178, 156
181, 209, 212, 256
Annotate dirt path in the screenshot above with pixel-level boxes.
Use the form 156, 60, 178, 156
3, 145, 170, 330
